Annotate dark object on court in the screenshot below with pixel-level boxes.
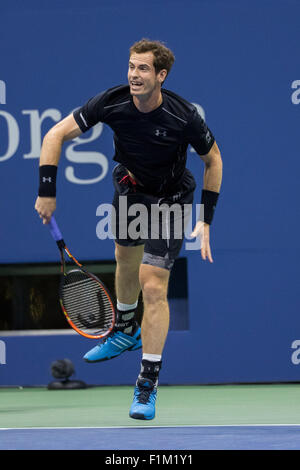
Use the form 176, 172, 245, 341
48, 358, 87, 390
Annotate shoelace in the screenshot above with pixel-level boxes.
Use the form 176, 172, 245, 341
102, 330, 119, 344
136, 384, 154, 404
103, 328, 136, 345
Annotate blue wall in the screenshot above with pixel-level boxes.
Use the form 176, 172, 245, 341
1, 0, 300, 385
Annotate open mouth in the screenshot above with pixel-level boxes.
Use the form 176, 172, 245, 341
130, 81, 143, 89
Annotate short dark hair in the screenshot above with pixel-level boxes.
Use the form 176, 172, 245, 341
130, 38, 175, 77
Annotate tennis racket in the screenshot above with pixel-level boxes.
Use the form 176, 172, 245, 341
48, 216, 115, 339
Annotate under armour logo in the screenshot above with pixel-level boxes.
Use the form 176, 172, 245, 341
42, 177, 52, 183
155, 129, 167, 137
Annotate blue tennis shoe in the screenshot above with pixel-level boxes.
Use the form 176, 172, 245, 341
129, 377, 157, 420
83, 326, 142, 362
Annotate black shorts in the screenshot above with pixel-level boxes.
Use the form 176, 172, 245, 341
111, 164, 196, 270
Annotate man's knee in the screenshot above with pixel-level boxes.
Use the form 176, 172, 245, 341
142, 281, 167, 304
139, 266, 169, 304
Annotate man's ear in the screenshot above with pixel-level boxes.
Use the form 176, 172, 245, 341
158, 69, 168, 84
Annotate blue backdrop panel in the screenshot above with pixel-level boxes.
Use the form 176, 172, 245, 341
0, 0, 300, 385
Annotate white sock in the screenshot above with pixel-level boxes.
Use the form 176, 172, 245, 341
117, 300, 138, 311
142, 353, 162, 362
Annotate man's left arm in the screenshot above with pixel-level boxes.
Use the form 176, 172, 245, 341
191, 141, 223, 262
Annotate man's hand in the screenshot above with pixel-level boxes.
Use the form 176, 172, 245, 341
190, 221, 213, 263
35, 196, 56, 225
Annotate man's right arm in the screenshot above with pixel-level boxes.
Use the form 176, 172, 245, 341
35, 113, 82, 224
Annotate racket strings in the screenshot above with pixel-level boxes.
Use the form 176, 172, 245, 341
61, 269, 114, 335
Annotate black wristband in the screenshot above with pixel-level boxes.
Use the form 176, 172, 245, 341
38, 165, 57, 197
200, 189, 219, 225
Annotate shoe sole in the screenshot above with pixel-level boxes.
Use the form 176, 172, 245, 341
83, 343, 142, 363
129, 412, 155, 420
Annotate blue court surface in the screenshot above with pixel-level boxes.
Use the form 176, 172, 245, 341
1, 384, 300, 451
1, 425, 300, 450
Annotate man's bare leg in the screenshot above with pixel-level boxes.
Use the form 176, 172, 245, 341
139, 263, 170, 355
114, 242, 144, 335
83, 243, 144, 362
129, 263, 170, 420
114, 242, 144, 304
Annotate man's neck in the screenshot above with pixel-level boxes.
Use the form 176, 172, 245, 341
132, 91, 163, 113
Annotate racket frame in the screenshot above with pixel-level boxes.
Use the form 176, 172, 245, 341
50, 221, 115, 339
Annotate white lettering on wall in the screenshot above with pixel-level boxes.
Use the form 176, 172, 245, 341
0, 340, 6, 365
0, 110, 109, 184
0, 111, 20, 161
0, 80, 6, 104
65, 123, 108, 184
291, 340, 300, 365
291, 80, 300, 105
22, 109, 62, 158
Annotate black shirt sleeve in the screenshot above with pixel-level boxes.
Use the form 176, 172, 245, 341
73, 90, 107, 132
184, 107, 215, 155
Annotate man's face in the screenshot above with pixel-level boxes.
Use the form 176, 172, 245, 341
128, 52, 166, 99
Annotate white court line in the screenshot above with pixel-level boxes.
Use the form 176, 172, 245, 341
1, 424, 300, 431
0, 329, 76, 336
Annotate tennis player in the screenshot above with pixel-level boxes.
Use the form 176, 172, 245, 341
35, 39, 223, 420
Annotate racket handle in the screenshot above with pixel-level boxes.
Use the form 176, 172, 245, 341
49, 216, 65, 247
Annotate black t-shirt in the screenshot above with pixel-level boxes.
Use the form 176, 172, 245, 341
73, 85, 215, 194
